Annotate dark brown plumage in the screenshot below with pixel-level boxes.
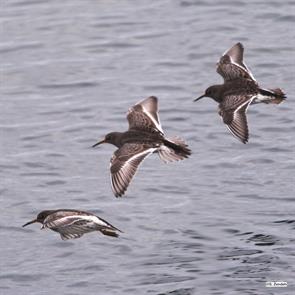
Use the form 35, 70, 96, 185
194, 42, 286, 144
23, 209, 121, 240
93, 96, 191, 197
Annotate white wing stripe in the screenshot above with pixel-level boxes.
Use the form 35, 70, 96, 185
124, 148, 157, 167
230, 57, 256, 81
142, 105, 164, 134
234, 96, 255, 115
110, 148, 157, 196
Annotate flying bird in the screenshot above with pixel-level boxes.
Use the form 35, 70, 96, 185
23, 209, 121, 240
194, 42, 286, 143
93, 96, 191, 197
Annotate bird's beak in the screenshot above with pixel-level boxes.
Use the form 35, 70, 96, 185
194, 94, 206, 102
22, 219, 38, 227
92, 139, 106, 148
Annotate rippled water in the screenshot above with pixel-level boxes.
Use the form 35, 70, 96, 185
1, 0, 295, 294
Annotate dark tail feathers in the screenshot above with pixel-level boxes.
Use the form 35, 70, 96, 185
258, 88, 286, 104
158, 137, 191, 163
259, 87, 286, 98
100, 228, 120, 238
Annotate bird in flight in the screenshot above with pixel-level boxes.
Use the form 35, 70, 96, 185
194, 42, 286, 143
23, 209, 121, 240
93, 96, 191, 197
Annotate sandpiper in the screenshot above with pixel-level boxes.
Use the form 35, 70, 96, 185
194, 42, 286, 143
23, 209, 121, 240
93, 96, 191, 197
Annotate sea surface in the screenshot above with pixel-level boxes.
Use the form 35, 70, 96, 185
1, 0, 295, 294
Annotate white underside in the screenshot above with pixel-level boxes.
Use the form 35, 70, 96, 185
44, 215, 109, 229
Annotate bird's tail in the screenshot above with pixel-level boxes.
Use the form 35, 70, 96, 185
254, 88, 286, 105
158, 136, 191, 163
100, 228, 120, 238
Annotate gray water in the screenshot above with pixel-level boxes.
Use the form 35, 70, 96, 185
1, 0, 295, 294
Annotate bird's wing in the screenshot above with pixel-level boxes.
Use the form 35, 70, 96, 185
217, 43, 256, 82
110, 143, 157, 197
43, 215, 106, 240
219, 94, 255, 143
127, 96, 164, 135
59, 232, 83, 240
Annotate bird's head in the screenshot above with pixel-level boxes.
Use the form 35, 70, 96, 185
22, 210, 53, 227
194, 85, 222, 102
92, 132, 123, 148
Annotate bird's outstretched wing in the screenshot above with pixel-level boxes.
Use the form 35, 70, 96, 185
110, 143, 157, 197
43, 213, 116, 240
217, 43, 256, 82
127, 96, 164, 135
219, 94, 255, 143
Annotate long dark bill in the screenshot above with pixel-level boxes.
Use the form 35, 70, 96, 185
22, 219, 38, 227
92, 139, 105, 148
194, 94, 206, 102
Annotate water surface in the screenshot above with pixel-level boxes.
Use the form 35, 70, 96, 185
1, 0, 294, 294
